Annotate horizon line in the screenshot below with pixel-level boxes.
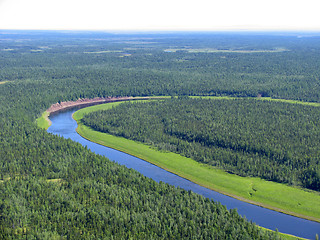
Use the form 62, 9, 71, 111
1, 28, 320, 34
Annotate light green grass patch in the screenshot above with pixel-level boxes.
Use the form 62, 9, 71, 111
73, 101, 124, 119
119, 53, 132, 57
164, 48, 288, 53
192, 95, 320, 107
36, 111, 51, 130
84, 50, 123, 54
35, 96, 170, 130
46, 178, 63, 183
46, 178, 65, 185
258, 97, 320, 107
190, 96, 239, 100
0, 81, 8, 84
73, 100, 320, 223
259, 226, 307, 240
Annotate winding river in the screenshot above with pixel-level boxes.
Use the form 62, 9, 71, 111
48, 108, 320, 239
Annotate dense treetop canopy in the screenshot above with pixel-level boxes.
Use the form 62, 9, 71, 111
1, 30, 320, 238
82, 98, 320, 191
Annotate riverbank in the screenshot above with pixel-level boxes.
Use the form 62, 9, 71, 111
44, 106, 312, 240
46, 96, 151, 114
37, 96, 168, 130
37, 96, 320, 222
71, 100, 320, 224
36, 111, 51, 129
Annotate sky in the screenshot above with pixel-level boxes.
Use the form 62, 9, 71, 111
0, 0, 320, 31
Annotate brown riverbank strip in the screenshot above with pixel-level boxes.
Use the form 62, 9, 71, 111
47, 96, 154, 114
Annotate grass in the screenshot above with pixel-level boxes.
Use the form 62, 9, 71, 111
258, 97, 320, 107
164, 48, 288, 53
46, 178, 63, 183
46, 178, 65, 185
36, 111, 51, 130
0, 81, 8, 84
84, 50, 123, 54
72, 100, 320, 223
259, 226, 308, 240
191, 95, 320, 107
35, 97, 170, 130
194, 95, 320, 106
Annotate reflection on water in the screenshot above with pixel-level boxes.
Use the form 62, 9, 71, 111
48, 109, 320, 239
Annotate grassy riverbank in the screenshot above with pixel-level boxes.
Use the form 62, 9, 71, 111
72, 100, 320, 223
36, 111, 51, 130
191, 95, 320, 107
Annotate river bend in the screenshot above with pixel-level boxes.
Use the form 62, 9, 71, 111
48, 109, 320, 239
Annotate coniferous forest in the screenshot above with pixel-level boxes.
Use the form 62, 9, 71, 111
1, 30, 320, 239
81, 98, 320, 191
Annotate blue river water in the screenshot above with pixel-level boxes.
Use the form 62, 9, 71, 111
48, 109, 320, 239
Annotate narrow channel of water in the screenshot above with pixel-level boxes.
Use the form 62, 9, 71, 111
48, 109, 320, 239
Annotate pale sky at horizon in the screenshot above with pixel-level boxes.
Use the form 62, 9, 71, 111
0, 0, 320, 31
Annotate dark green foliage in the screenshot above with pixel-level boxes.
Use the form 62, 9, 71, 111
2, 32, 320, 102
1, 30, 320, 238
0, 109, 277, 240
82, 98, 320, 191
0, 165, 276, 239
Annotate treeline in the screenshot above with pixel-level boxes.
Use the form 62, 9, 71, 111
82, 98, 320, 191
0, 32, 288, 238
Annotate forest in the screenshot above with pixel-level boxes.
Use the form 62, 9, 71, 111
81, 97, 320, 191
1, 30, 320, 238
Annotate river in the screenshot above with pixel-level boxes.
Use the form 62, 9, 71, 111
47, 109, 320, 239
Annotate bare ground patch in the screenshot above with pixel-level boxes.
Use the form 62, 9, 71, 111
47, 96, 153, 114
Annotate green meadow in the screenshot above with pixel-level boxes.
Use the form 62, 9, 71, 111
36, 111, 51, 130
71, 100, 320, 223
